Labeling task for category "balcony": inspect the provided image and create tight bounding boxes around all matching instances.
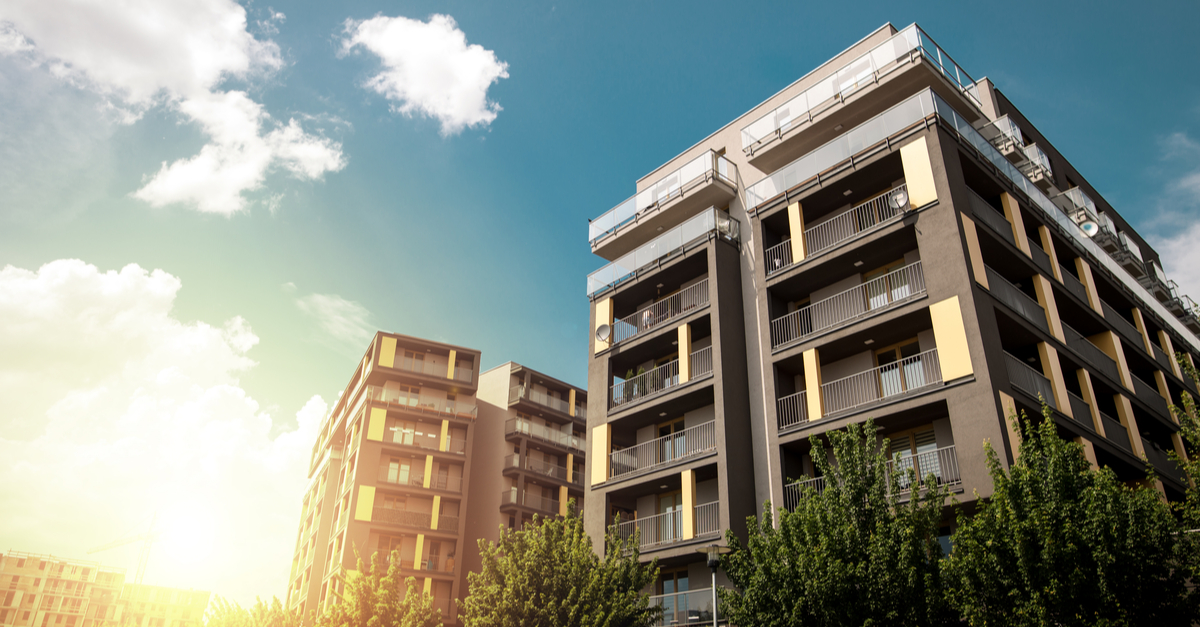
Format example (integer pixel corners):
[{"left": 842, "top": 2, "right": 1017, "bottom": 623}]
[
  {"left": 985, "top": 267, "right": 1048, "bottom": 333},
  {"left": 782, "top": 444, "right": 961, "bottom": 509},
  {"left": 978, "top": 115, "right": 1027, "bottom": 165},
  {"left": 504, "top": 418, "right": 585, "bottom": 452},
  {"left": 1060, "top": 264, "right": 1089, "bottom": 304},
  {"left": 1130, "top": 374, "right": 1169, "bottom": 419},
  {"left": 608, "top": 421, "right": 717, "bottom": 481},
  {"left": 1004, "top": 352, "right": 1057, "bottom": 410},
  {"left": 588, "top": 150, "right": 738, "bottom": 257},
  {"left": 777, "top": 390, "right": 808, "bottom": 431},
  {"left": 508, "top": 385, "right": 584, "bottom": 417},
  {"left": 365, "top": 385, "right": 477, "bottom": 421},
  {"left": 505, "top": 454, "right": 579, "bottom": 485},
  {"left": 1101, "top": 411, "right": 1131, "bottom": 452},
  {"left": 371, "top": 507, "right": 433, "bottom": 531},
  {"left": 523, "top": 492, "right": 562, "bottom": 514},
  {"left": 1067, "top": 390, "right": 1092, "bottom": 425},
  {"left": 1020, "top": 144, "right": 1054, "bottom": 190},
  {"left": 1099, "top": 300, "right": 1144, "bottom": 349},
  {"left": 770, "top": 260, "right": 926, "bottom": 349},
  {"left": 588, "top": 208, "right": 740, "bottom": 298},
  {"left": 764, "top": 184, "right": 910, "bottom": 276},
  {"left": 1140, "top": 260, "right": 1172, "bottom": 303},
  {"left": 609, "top": 346, "right": 714, "bottom": 411},
  {"left": 615, "top": 501, "right": 720, "bottom": 551},
  {"left": 1142, "top": 439, "right": 1187, "bottom": 485},
  {"left": 387, "top": 352, "right": 473, "bottom": 383},
  {"left": 740, "top": 24, "right": 981, "bottom": 168},
  {"left": 1062, "top": 323, "right": 1120, "bottom": 384},
  {"left": 820, "top": 347, "right": 943, "bottom": 418},
  {"left": 649, "top": 588, "right": 725, "bottom": 627},
  {"left": 384, "top": 424, "right": 467, "bottom": 456},
  {"left": 613, "top": 279, "right": 710, "bottom": 345}
]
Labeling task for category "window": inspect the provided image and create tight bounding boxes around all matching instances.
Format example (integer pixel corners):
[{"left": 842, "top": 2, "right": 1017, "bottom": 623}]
[
  {"left": 382, "top": 457, "right": 415, "bottom": 486},
  {"left": 657, "top": 568, "right": 690, "bottom": 623},
  {"left": 657, "top": 418, "right": 686, "bottom": 463},
  {"left": 379, "top": 494, "right": 406, "bottom": 510},
  {"left": 862, "top": 259, "right": 912, "bottom": 310},
  {"left": 875, "top": 339, "right": 925, "bottom": 397},
  {"left": 888, "top": 427, "right": 941, "bottom": 488},
  {"left": 15, "top": 560, "right": 24, "bottom": 569},
  {"left": 401, "top": 351, "right": 425, "bottom": 373},
  {"left": 656, "top": 491, "right": 683, "bottom": 543},
  {"left": 378, "top": 535, "right": 404, "bottom": 553},
  {"left": 381, "top": 383, "right": 419, "bottom": 407}
]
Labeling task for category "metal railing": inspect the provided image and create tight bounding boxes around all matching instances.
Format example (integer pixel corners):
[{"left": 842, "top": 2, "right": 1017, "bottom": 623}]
[
  {"left": 589, "top": 150, "right": 738, "bottom": 245},
  {"left": 1028, "top": 238, "right": 1054, "bottom": 276},
  {"left": 649, "top": 588, "right": 723, "bottom": 627},
  {"left": 366, "top": 385, "right": 478, "bottom": 419},
  {"left": 969, "top": 191, "right": 1014, "bottom": 241},
  {"left": 1060, "top": 265, "right": 1089, "bottom": 303},
  {"left": 784, "top": 445, "right": 960, "bottom": 508},
  {"left": 821, "top": 348, "right": 942, "bottom": 416},
  {"left": 588, "top": 208, "right": 740, "bottom": 297},
  {"left": 985, "top": 267, "right": 1048, "bottom": 332},
  {"left": 1067, "top": 391, "right": 1091, "bottom": 424},
  {"left": 615, "top": 502, "right": 720, "bottom": 550},
  {"left": 609, "top": 421, "right": 717, "bottom": 481},
  {"left": 523, "top": 492, "right": 561, "bottom": 514},
  {"left": 613, "top": 279, "right": 710, "bottom": 344},
  {"left": 777, "top": 390, "right": 809, "bottom": 431},
  {"left": 609, "top": 346, "right": 713, "bottom": 410},
  {"left": 695, "top": 501, "right": 720, "bottom": 537},
  {"left": 1004, "top": 353, "right": 1056, "bottom": 409},
  {"left": 1142, "top": 439, "right": 1187, "bottom": 484},
  {"left": 1151, "top": 344, "right": 1172, "bottom": 371},
  {"left": 1131, "top": 374, "right": 1169, "bottom": 418},
  {"left": 1100, "top": 412, "right": 1131, "bottom": 452},
  {"left": 771, "top": 261, "right": 926, "bottom": 348},
  {"left": 509, "top": 385, "right": 578, "bottom": 416},
  {"left": 764, "top": 239, "right": 793, "bottom": 276},
  {"left": 741, "top": 24, "right": 981, "bottom": 153},
  {"left": 504, "top": 418, "right": 585, "bottom": 451},
  {"left": 1062, "top": 323, "right": 1121, "bottom": 384},
  {"left": 372, "top": 507, "right": 432, "bottom": 531},
  {"left": 1100, "top": 301, "right": 1143, "bottom": 348},
  {"left": 804, "top": 185, "right": 909, "bottom": 257}
]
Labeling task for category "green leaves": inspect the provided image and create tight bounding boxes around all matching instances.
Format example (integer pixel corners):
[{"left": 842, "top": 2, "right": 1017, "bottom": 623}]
[
  {"left": 719, "top": 419, "right": 954, "bottom": 627},
  {"left": 315, "top": 550, "right": 440, "bottom": 627},
  {"left": 460, "top": 503, "right": 660, "bottom": 627}
]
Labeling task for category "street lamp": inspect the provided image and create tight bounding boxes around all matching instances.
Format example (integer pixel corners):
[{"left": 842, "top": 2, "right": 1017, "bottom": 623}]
[{"left": 695, "top": 543, "right": 730, "bottom": 627}]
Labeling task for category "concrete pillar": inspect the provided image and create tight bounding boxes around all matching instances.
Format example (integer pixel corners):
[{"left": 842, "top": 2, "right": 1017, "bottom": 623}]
[
  {"left": 1001, "top": 192, "right": 1030, "bottom": 256},
  {"left": 960, "top": 215, "right": 989, "bottom": 289}
]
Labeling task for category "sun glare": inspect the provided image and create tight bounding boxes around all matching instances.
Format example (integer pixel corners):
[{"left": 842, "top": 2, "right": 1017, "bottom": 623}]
[{"left": 157, "top": 507, "right": 220, "bottom": 566}]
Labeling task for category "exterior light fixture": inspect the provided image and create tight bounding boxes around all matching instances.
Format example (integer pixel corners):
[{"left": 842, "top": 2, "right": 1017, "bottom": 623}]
[{"left": 694, "top": 544, "right": 732, "bottom": 627}]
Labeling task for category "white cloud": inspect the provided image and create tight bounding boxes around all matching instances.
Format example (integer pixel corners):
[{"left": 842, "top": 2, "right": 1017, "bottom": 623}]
[
  {"left": 0, "top": 259, "right": 323, "bottom": 605},
  {"left": 0, "top": 0, "right": 344, "bottom": 214},
  {"left": 296, "top": 292, "right": 375, "bottom": 352},
  {"left": 1147, "top": 133, "right": 1200, "bottom": 307},
  {"left": 342, "top": 14, "right": 509, "bottom": 136}
]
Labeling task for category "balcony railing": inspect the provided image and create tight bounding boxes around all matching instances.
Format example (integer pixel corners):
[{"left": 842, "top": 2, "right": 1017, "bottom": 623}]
[
  {"left": 609, "top": 421, "right": 717, "bottom": 481},
  {"left": 777, "top": 390, "right": 808, "bottom": 431},
  {"left": 1005, "top": 353, "right": 1057, "bottom": 409},
  {"left": 985, "top": 267, "right": 1048, "bottom": 333},
  {"left": 615, "top": 502, "right": 720, "bottom": 550},
  {"left": 770, "top": 261, "right": 926, "bottom": 348},
  {"left": 372, "top": 507, "right": 433, "bottom": 531},
  {"left": 588, "top": 208, "right": 740, "bottom": 297},
  {"left": 588, "top": 150, "right": 738, "bottom": 246},
  {"left": 1027, "top": 238, "right": 1054, "bottom": 276},
  {"left": 821, "top": 348, "right": 942, "bottom": 416},
  {"left": 1060, "top": 265, "right": 1089, "bottom": 303},
  {"left": 504, "top": 418, "right": 584, "bottom": 451},
  {"left": 613, "top": 279, "right": 709, "bottom": 345},
  {"left": 1062, "top": 323, "right": 1121, "bottom": 384},
  {"left": 1100, "top": 412, "right": 1131, "bottom": 452},
  {"left": 384, "top": 427, "right": 465, "bottom": 455},
  {"left": 379, "top": 469, "right": 463, "bottom": 493},
  {"left": 509, "top": 385, "right": 582, "bottom": 416},
  {"left": 1100, "top": 301, "right": 1143, "bottom": 349},
  {"left": 1142, "top": 439, "right": 1187, "bottom": 485},
  {"left": 763, "top": 185, "right": 909, "bottom": 276},
  {"left": 1151, "top": 344, "right": 1172, "bottom": 371},
  {"left": 366, "top": 385, "right": 477, "bottom": 420},
  {"left": 523, "top": 492, "right": 561, "bottom": 514},
  {"left": 969, "top": 190, "right": 1014, "bottom": 241},
  {"left": 609, "top": 346, "right": 714, "bottom": 410},
  {"left": 1067, "top": 391, "right": 1091, "bottom": 424},
  {"left": 741, "top": 24, "right": 981, "bottom": 154},
  {"left": 784, "top": 445, "right": 961, "bottom": 508},
  {"left": 1131, "top": 374, "right": 1169, "bottom": 418},
  {"left": 518, "top": 455, "right": 570, "bottom": 483},
  {"left": 649, "top": 588, "right": 723, "bottom": 627}
]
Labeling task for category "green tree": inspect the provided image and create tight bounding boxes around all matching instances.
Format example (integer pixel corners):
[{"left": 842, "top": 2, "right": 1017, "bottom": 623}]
[
  {"left": 719, "top": 419, "right": 954, "bottom": 627},
  {"left": 942, "top": 403, "right": 1189, "bottom": 626},
  {"left": 460, "top": 504, "right": 660, "bottom": 627},
  {"left": 316, "top": 550, "right": 441, "bottom": 627},
  {"left": 204, "top": 597, "right": 301, "bottom": 627},
  {"left": 1169, "top": 356, "right": 1200, "bottom": 618}
]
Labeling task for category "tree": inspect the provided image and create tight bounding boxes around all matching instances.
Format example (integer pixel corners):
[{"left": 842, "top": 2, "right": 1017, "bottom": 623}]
[
  {"left": 205, "top": 597, "right": 302, "bottom": 627},
  {"left": 316, "top": 550, "right": 441, "bottom": 627},
  {"left": 719, "top": 419, "right": 954, "bottom": 627},
  {"left": 460, "top": 504, "right": 660, "bottom": 627},
  {"left": 1169, "top": 356, "right": 1200, "bottom": 618},
  {"left": 942, "top": 403, "right": 1190, "bottom": 626}
]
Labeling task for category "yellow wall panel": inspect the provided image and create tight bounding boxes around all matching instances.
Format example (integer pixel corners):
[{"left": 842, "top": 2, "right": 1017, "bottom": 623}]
[
  {"left": 1075, "top": 258, "right": 1104, "bottom": 314},
  {"left": 960, "top": 215, "right": 989, "bottom": 289},
  {"left": 568, "top": 389, "right": 577, "bottom": 417},
  {"left": 1037, "top": 343, "right": 1070, "bottom": 418},
  {"left": 566, "top": 453, "right": 574, "bottom": 484},
  {"left": 354, "top": 486, "right": 375, "bottom": 521},
  {"left": 422, "top": 578, "right": 432, "bottom": 595},
  {"left": 1159, "top": 330, "right": 1182, "bottom": 378},
  {"left": 367, "top": 407, "right": 387, "bottom": 442},
  {"left": 999, "top": 391, "right": 1021, "bottom": 461},
  {"left": 1032, "top": 275, "right": 1064, "bottom": 342},
  {"left": 378, "top": 337, "right": 396, "bottom": 369},
  {"left": 594, "top": 298, "right": 614, "bottom": 354},
  {"left": 1132, "top": 309, "right": 1155, "bottom": 354},
  {"left": 930, "top": 296, "right": 974, "bottom": 382},
  {"left": 439, "top": 420, "right": 450, "bottom": 452},
  {"left": 1001, "top": 193, "right": 1030, "bottom": 257},
  {"left": 1038, "top": 225, "right": 1062, "bottom": 282},
  {"left": 559, "top": 486, "right": 569, "bottom": 517},
  {"left": 591, "top": 424, "right": 611, "bottom": 485},
  {"left": 677, "top": 324, "right": 692, "bottom": 383},
  {"left": 787, "top": 201, "right": 807, "bottom": 263},
  {"left": 803, "top": 348, "right": 823, "bottom": 421},
  {"left": 413, "top": 534, "right": 425, "bottom": 569},
  {"left": 900, "top": 136, "right": 938, "bottom": 208},
  {"left": 1114, "top": 395, "right": 1145, "bottom": 457},
  {"left": 423, "top": 456, "right": 434, "bottom": 489},
  {"left": 431, "top": 496, "right": 441, "bottom": 530},
  {"left": 1089, "top": 331, "right": 1133, "bottom": 390},
  {"left": 680, "top": 469, "right": 696, "bottom": 540},
  {"left": 446, "top": 349, "right": 456, "bottom": 379},
  {"left": 1076, "top": 369, "right": 1106, "bottom": 437}
]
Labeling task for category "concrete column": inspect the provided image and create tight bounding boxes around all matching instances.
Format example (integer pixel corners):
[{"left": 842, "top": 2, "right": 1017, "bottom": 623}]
[{"left": 998, "top": 391, "right": 1022, "bottom": 462}]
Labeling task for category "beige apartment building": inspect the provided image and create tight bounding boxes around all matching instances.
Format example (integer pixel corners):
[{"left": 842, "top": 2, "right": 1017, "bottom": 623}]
[
  {"left": 0, "top": 552, "right": 209, "bottom": 627},
  {"left": 583, "top": 22, "right": 1198, "bottom": 625}
]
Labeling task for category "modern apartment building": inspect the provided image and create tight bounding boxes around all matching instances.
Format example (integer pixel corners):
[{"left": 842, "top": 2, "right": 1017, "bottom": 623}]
[
  {"left": 285, "top": 333, "right": 480, "bottom": 622},
  {"left": 0, "top": 552, "right": 209, "bottom": 627},
  {"left": 584, "top": 22, "right": 1198, "bottom": 624}
]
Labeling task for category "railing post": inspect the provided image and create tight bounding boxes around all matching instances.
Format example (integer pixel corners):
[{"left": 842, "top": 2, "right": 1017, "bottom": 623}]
[{"left": 678, "top": 324, "right": 692, "bottom": 384}]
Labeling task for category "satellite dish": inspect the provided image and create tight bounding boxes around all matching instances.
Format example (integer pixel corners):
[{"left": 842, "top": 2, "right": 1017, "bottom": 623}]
[
  {"left": 1078, "top": 220, "right": 1099, "bottom": 238},
  {"left": 596, "top": 324, "right": 612, "bottom": 342},
  {"left": 889, "top": 189, "right": 910, "bottom": 210}
]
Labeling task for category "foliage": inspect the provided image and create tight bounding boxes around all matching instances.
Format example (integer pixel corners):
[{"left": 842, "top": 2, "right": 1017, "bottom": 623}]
[
  {"left": 942, "top": 403, "right": 1189, "bottom": 626},
  {"left": 1169, "top": 355, "right": 1200, "bottom": 618},
  {"left": 315, "top": 550, "right": 441, "bottom": 627},
  {"left": 204, "top": 597, "right": 301, "bottom": 627},
  {"left": 719, "top": 419, "right": 954, "bottom": 627},
  {"left": 460, "top": 503, "right": 660, "bottom": 627}
]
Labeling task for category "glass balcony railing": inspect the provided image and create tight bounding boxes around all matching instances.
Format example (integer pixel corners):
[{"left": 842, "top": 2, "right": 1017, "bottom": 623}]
[
  {"left": 649, "top": 588, "right": 725, "bottom": 627},
  {"left": 508, "top": 385, "right": 582, "bottom": 416},
  {"left": 1021, "top": 143, "right": 1053, "bottom": 181},
  {"left": 588, "top": 150, "right": 737, "bottom": 245},
  {"left": 741, "top": 24, "right": 981, "bottom": 154},
  {"left": 587, "top": 208, "right": 740, "bottom": 297},
  {"left": 504, "top": 418, "right": 585, "bottom": 451}
]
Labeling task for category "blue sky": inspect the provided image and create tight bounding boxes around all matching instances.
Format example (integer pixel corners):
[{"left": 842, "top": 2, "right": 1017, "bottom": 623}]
[{"left": 2, "top": 0, "right": 1199, "bottom": 605}]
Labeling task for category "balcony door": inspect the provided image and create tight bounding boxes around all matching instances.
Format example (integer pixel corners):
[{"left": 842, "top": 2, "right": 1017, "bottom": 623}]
[
  {"left": 383, "top": 458, "right": 414, "bottom": 486},
  {"left": 657, "top": 417, "right": 686, "bottom": 464},
  {"left": 888, "top": 427, "right": 940, "bottom": 489},
  {"left": 863, "top": 260, "right": 910, "bottom": 311},
  {"left": 658, "top": 569, "right": 689, "bottom": 625},
  {"left": 657, "top": 492, "right": 683, "bottom": 545},
  {"left": 876, "top": 339, "right": 924, "bottom": 398}
]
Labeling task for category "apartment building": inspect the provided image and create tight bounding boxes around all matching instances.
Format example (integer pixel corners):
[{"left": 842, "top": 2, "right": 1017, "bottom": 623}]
[
  {"left": 584, "top": 23, "right": 1198, "bottom": 624},
  {"left": 0, "top": 552, "right": 208, "bottom": 627},
  {"left": 285, "top": 333, "right": 480, "bottom": 622}
]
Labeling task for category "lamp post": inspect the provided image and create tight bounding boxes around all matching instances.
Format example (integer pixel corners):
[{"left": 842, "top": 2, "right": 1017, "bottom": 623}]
[{"left": 695, "top": 543, "right": 730, "bottom": 627}]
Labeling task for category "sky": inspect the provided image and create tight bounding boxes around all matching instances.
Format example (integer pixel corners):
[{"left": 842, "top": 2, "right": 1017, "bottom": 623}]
[{"left": 2, "top": 0, "right": 1200, "bottom": 609}]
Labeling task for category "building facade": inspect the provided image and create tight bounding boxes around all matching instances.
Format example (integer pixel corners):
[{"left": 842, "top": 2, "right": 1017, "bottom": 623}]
[
  {"left": 584, "top": 22, "right": 1198, "bottom": 624},
  {"left": 0, "top": 552, "right": 208, "bottom": 627},
  {"left": 285, "top": 333, "right": 481, "bottom": 622}
]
